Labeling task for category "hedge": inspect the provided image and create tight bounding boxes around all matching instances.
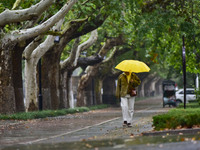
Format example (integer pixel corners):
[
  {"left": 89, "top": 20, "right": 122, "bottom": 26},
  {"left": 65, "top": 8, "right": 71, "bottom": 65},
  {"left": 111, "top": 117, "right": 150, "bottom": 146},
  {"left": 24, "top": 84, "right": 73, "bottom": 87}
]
[{"left": 153, "top": 108, "right": 200, "bottom": 130}]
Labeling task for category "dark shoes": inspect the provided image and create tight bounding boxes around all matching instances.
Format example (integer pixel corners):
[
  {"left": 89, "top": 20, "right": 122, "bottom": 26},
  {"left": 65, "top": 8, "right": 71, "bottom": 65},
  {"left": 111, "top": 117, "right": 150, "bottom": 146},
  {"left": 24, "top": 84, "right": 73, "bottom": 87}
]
[
  {"left": 127, "top": 123, "right": 132, "bottom": 127},
  {"left": 123, "top": 121, "right": 127, "bottom": 127},
  {"left": 123, "top": 121, "right": 132, "bottom": 127}
]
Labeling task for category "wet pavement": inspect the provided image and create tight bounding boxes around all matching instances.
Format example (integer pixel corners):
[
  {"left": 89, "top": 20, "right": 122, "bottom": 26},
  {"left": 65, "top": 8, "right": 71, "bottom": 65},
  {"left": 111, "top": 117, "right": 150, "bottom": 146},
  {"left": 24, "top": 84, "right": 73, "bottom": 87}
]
[{"left": 1, "top": 96, "right": 200, "bottom": 150}]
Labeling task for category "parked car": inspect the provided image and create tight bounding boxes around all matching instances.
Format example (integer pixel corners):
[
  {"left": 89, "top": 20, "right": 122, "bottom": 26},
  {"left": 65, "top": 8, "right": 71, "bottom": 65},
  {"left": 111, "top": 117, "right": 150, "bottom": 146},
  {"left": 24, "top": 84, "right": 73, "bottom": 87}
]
[{"left": 176, "top": 88, "right": 196, "bottom": 105}]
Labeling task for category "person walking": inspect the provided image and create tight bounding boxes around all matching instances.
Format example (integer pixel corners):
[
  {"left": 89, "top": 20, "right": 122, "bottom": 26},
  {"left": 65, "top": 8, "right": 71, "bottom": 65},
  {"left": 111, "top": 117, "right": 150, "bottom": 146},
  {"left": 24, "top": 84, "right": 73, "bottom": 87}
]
[{"left": 116, "top": 71, "right": 141, "bottom": 127}]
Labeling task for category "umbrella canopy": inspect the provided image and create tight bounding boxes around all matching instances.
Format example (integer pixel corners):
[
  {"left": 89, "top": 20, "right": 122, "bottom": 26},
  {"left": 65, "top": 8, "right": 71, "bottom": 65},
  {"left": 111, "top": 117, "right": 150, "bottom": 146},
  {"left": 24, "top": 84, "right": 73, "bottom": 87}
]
[{"left": 115, "top": 60, "right": 150, "bottom": 73}]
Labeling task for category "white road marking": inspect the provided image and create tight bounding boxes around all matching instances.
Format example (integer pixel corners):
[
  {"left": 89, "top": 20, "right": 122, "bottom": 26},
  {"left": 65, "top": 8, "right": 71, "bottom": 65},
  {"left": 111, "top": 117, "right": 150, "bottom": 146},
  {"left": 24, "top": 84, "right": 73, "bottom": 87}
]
[
  {"left": 19, "top": 106, "right": 167, "bottom": 145},
  {"left": 19, "top": 117, "right": 120, "bottom": 144}
]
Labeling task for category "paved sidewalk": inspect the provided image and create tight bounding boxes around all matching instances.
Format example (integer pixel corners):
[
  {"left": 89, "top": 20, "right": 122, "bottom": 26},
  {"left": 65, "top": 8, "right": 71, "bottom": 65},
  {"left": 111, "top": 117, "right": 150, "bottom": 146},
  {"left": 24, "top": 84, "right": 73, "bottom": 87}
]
[
  {"left": 25, "top": 106, "right": 168, "bottom": 145},
  {"left": 0, "top": 96, "right": 170, "bottom": 149}
]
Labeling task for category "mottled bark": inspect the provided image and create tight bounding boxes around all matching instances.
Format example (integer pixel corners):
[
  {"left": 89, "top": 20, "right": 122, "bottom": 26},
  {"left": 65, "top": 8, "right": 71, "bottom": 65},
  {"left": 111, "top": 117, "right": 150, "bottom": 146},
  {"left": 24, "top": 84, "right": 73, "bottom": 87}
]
[
  {"left": 77, "top": 36, "right": 124, "bottom": 106},
  {"left": 144, "top": 73, "right": 157, "bottom": 97},
  {"left": 25, "top": 58, "right": 38, "bottom": 111},
  {"left": 102, "top": 77, "right": 117, "bottom": 104},
  {"left": 44, "top": 17, "right": 105, "bottom": 109},
  {"left": 42, "top": 49, "right": 61, "bottom": 110},
  {"left": 0, "top": 0, "right": 55, "bottom": 27},
  {"left": 94, "top": 78, "right": 102, "bottom": 105},
  {"left": 155, "top": 78, "right": 163, "bottom": 95},
  {"left": 59, "top": 71, "right": 73, "bottom": 109},
  {"left": 0, "top": 0, "right": 76, "bottom": 113},
  {"left": 0, "top": 47, "right": 16, "bottom": 114},
  {"left": 12, "top": 45, "right": 25, "bottom": 112},
  {"left": 137, "top": 73, "right": 149, "bottom": 97}
]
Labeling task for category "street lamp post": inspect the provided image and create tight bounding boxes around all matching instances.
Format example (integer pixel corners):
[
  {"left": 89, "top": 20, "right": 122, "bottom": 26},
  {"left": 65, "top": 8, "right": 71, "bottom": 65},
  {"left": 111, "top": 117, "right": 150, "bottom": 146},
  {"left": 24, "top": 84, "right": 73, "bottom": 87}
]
[{"left": 182, "top": 36, "right": 186, "bottom": 109}]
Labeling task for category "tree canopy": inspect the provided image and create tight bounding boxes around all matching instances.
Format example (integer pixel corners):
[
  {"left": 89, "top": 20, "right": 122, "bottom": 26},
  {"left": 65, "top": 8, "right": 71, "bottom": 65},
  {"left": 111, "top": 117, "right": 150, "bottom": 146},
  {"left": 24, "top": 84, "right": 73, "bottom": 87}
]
[{"left": 1, "top": 0, "right": 200, "bottom": 113}]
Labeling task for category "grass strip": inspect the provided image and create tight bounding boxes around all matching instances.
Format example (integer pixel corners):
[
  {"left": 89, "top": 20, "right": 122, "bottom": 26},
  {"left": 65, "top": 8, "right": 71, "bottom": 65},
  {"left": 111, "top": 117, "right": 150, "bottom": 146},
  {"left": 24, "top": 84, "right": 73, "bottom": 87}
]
[
  {"left": 177, "top": 102, "right": 200, "bottom": 108},
  {"left": 0, "top": 104, "right": 109, "bottom": 120}
]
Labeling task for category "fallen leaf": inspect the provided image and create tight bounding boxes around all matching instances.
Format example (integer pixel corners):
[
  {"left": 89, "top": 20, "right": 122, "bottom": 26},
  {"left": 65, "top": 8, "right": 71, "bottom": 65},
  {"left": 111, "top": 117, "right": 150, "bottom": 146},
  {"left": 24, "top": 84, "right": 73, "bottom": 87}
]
[
  {"left": 130, "top": 133, "right": 134, "bottom": 138},
  {"left": 180, "top": 138, "right": 185, "bottom": 141},
  {"left": 185, "top": 138, "right": 189, "bottom": 141},
  {"left": 85, "top": 143, "right": 92, "bottom": 148},
  {"left": 146, "top": 143, "right": 150, "bottom": 146},
  {"left": 169, "top": 139, "right": 172, "bottom": 142},
  {"left": 192, "top": 137, "right": 196, "bottom": 141}
]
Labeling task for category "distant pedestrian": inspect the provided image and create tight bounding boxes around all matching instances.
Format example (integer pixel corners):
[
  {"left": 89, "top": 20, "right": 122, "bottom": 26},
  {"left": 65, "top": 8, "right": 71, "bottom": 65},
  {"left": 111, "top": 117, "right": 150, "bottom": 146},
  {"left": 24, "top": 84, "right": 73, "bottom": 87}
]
[{"left": 116, "top": 72, "right": 141, "bottom": 127}]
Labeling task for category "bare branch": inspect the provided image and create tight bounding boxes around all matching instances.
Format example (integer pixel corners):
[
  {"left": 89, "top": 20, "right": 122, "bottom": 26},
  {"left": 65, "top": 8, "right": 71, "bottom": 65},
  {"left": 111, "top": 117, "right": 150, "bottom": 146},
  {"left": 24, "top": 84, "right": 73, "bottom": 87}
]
[
  {"left": 73, "top": 29, "right": 98, "bottom": 66},
  {"left": 22, "top": 36, "right": 43, "bottom": 60},
  {"left": 12, "top": 0, "right": 22, "bottom": 10},
  {"left": 0, "top": 0, "right": 55, "bottom": 27},
  {"left": 23, "top": 18, "right": 64, "bottom": 67},
  {"left": 98, "top": 35, "right": 124, "bottom": 57},
  {"left": 77, "top": 55, "right": 103, "bottom": 68},
  {"left": 60, "top": 29, "right": 98, "bottom": 72},
  {"left": 102, "top": 47, "right": 117, "bottom": 63},
  {"left": 31, "top": 19, "right": 65, "bottom": 61},
  {"left": 2, "top": 0, "right": 77, "bottom": 45},
  {"left": 60, "top": 38, "right": 80, "bottom": 70}
]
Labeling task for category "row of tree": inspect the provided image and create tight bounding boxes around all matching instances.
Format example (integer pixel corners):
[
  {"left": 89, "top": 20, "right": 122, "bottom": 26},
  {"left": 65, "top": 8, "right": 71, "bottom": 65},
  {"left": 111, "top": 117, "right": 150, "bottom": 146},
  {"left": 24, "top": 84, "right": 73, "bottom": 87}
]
[
  {"left": 0, "top": 0, "right": 200, "bottom": 114},
  {"left": 0, "top": 0, "right": 134, "bottom": 114}
]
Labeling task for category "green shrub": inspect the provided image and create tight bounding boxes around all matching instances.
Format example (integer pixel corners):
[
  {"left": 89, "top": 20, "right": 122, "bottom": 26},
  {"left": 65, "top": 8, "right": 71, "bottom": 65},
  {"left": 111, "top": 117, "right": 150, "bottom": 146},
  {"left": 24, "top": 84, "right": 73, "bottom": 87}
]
[{"left": 153, "top": 108, "right": 200, "bottom": 130}]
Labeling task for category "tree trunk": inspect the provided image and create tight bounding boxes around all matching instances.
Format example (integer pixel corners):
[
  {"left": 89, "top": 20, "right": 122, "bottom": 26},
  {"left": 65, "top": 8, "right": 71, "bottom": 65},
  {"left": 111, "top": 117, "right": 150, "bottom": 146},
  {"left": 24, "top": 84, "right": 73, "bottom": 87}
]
[
  {"left": 137, "top": 73, "right": 149, "bottom": 97},
  {"left": 12, "top": 45, "right": 25, "bottom": 112},
  {"left": 66, "top": 72, "right": 75, "bottom": 108},
  {"left": 155, "top": 78, "right": 163, "bottom": 95},
  {"left": 42, "top": 49, "right": 60, "bottom": 110},
  {"left": 60, "top": 71, "right": 75, "bottom": 108},
  {"left": 25, "top": 59, "right": 38, "bottom": 111},
  {"left": 149, "top": 77, "right": 160, "bottom": 96},
  {"left": 102, "top": 77, "right": 117, "bottom": 104},
  {"left": 0, "top": 48, "right": 16, "bottom": 114},
  {"left": 40, "top": 15, "right": 106, "bottom": 109},
  {"left": 94, "top": 77, "right": 102, "bottom": 105},
  {"left": 144, "top": 74, "right": 157, "bottom": 97},
  {"left": 76, "top": 65, "right": 98, "bottom": 107},
  {"left": 59, "top": 71, "right": 68, "bottom": 109},
  {"left": 76, "top": 75, "right": 91, "bottom": 107}
]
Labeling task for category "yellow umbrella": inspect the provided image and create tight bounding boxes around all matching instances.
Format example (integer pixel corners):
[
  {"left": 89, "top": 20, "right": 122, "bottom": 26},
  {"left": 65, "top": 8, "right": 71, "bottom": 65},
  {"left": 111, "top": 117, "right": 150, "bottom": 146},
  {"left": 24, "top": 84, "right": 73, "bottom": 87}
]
[{"left": 115, "top": 60, "right": 150, "bottom": 73}]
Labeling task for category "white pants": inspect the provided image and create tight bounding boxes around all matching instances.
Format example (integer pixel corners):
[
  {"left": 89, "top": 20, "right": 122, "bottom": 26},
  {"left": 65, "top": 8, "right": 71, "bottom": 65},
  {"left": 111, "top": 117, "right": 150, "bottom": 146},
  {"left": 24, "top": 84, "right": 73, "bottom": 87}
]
[{"left": 121, "top": 95, "right": 135, "bottom": 123}]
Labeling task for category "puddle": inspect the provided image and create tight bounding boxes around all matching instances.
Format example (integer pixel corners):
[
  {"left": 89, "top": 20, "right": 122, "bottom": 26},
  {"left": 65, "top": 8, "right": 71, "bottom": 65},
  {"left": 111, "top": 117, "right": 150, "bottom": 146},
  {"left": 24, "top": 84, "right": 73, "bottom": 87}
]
[
  {"left": 125, "top": 134, "right": 200, "bottom": 145},
  {"left": 2, "top": 134, "right": 200, "bottom": 150},
  {"left": 1, "top": 139, "right": 123, "bottom": 150}
]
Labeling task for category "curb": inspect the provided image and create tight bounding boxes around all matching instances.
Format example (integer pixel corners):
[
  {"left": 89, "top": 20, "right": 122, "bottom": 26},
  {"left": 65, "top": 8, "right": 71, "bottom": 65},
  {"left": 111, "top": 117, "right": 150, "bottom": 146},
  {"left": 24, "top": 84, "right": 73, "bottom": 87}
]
[{"left": 142, "top": 128, "right": 200, "bottom": 136}]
